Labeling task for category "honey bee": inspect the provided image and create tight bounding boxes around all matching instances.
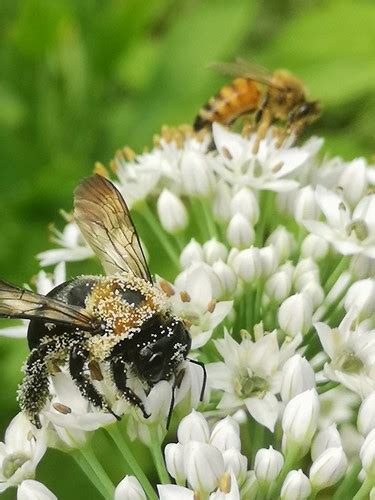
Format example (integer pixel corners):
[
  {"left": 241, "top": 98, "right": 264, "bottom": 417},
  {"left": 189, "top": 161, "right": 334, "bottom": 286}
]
[
  {"left": 194, "top": 59, "right": 321, "bottom": 139},
  {"left": 0, "top": 175, "right": 205, "bottom": 428}
]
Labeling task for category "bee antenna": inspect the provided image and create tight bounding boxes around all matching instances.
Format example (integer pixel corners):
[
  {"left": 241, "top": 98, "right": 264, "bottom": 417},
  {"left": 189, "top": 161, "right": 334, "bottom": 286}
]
[
  {"left": 166, "top": 379, "right": 176, "bottom": 430},
  {"left": 187, "top": 358, "right": 207, "bottom": 402}
]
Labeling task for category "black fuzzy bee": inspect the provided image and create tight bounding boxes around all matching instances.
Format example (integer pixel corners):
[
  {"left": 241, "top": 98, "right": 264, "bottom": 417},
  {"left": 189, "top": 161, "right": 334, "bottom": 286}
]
[{"left": 0, "top": 175, "right": 205, "bottom": 428}]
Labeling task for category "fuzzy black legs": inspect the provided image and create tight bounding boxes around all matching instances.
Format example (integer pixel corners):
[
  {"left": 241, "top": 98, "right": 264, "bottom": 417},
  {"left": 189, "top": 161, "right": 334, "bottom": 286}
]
[
  {"left": 111, "top": 357, "right": 149, "bottom": 419},
  {"left": 69, "top": 344, "right": 120, "bottom": 420}
]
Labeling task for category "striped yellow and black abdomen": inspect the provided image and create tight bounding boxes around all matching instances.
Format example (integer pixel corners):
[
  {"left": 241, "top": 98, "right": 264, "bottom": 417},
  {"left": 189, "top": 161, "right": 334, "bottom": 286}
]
[{"left": 194, "top": 78, "right": 261, "bottom": 130}]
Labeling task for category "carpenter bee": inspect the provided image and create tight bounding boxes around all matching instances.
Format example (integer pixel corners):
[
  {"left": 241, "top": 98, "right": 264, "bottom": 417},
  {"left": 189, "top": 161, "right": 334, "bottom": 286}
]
[
  {"left": 194, "top": 59, "right": 320, "bottom": 139},
  {"left": 0, "top": 175, "right": 205, "bottom": 428}
]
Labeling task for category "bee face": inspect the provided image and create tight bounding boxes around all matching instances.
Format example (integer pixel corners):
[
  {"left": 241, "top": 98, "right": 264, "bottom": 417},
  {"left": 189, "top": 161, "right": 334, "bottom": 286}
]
[{"left": 0, "top": 175, "right": 202, "bottom": 428}]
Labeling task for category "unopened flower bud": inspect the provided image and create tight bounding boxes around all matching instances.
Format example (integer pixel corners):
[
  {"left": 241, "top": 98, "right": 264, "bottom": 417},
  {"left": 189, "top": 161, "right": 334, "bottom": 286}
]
[
  {"left": 230, "top": 187, "right": 259, "bottom": 224},
  {"left": 226, "top": 214, "right": 255, "bottom": 248},
  {"left": 18, "top": 480, "right": 57, "bottom": 500},
  {"left": 344, "top": 279, "right": 375, "bottom": 319},
  {"left": 311, "top": 425, "right": 342, "bottom": 461},
  {"left": 210, "top": 416, "right": 241, "bottom": 452},
  {"left": 180, "top": 151, "right": 214, "bottom": 196},
  {"left": 114, "top": 475, "right": 146, "bottom": 500},
  {"left": 301, "top": 234, "right": 330, "bottom": 261},
  {"left": 293, "top": 258, "right": 320, "bottom": 290},
  {"left": 203, "top": 239, "right": 228, "bottom": 265},
  {"left": 222, "top": 449, "right": 248, "bottom": 483},
  {"left": 300, "top": 282, "right": 324, "bottom": 310},
  {"left": 351, "top": 255, "right": 375, "bottom": 280},
  {"left": 177, "top": 410, "right": 210, "bottom": 444},
  {"left": 180, "top": 239, "right": 203, "bottom": 269},
  {"left": 280, "top": 470, "right": 311, "bottom": 500},
  {"left": 164, "top": 443, "right": 186, "bottom": 484},
  {"left": 212, "top": 260, "right": 238, "bottom": 297},
  {"left": 282, "top": 389, "right": 320, "bottom": 454},
  {"left": 267, "top": 226, "right": 296, "bottom": 262},
  {"left": 232, "top": 247, "right": 262, "bottom": 283},
  {"left": 278, "top": 293, "right": 313, "bottom": 337},
  {"left": 157, "top": 189, "right": 188, "bottom": 233},
  {"left": 360, "top": 428, "right": 375, "bottom": 476},
  {"left": 281, "top": 354, "right": 315, "bottom": 402},
  {"left": 358, "top": 392, "right": 375, "bottom": 437},
  {"left": 339, "top": 158, "right": 368, "bottom": 206},
  {"left": 184, "top": 441, "right": 225, "bottom": 493},
  {"left": 259, "top": 245, "right": 279, "bottom": 278},
  {"left": 266, "top": 268, "right": 293, "bottom": 303},
  {"left": 294, "top": 186, "right": 320, "bottom": 222},
  {"left": 213, "top": 180, "right": 232, "bottom": 223},
  {"left": 254, "top": 446, "right": 284, "bottom": 483},
  {"left": 309, "top": 447, "right": 347, "bottom": 491}
]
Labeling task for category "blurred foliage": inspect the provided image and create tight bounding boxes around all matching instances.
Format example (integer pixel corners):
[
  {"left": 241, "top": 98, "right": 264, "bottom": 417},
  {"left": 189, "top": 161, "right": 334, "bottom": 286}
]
[{"left": 1, "top": 0, "right": 375, "bottom": 497}]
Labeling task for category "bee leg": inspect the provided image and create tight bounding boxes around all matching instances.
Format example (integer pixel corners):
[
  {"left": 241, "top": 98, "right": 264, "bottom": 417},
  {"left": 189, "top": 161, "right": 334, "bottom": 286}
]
[
  {"left": 18, "top": 346, "right": 51, "bottom": 429},
  {"left": 111, "top": 357, "right": 150, "bottom": 419},
  {"left": 69, "top": 344, "right": 120, "bottom": 420}
]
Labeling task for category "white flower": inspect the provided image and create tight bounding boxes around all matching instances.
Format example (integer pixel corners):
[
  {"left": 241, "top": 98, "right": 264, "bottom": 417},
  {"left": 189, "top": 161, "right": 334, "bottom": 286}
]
[
  {"left": 294, "top": 186, "right": 320, "bottom": 222},
  {"left": 165, "top": 443, "right": 186, "bottom": 484},
  {"left": 304, "top": 187, "right": 375, "bottom": 258},
  {"left": 301, "top": 234, "right": 330, "bottom": 261},
  {"left": 157, "top": 189, "right": 188, "bottom": 233},
  {"left": 226, "top": 214, "right": 255, "bottom": 248},
  {"left": 17, "top": 480, "right": 57, "bottom": 500},
  {"left": 177, "top": 410, "right": 210, "bottom": 444},
  {"left": 203, "top": 240, "right": 228, "bottom": 265},
  {"left": 232, "top": 247, "right": 262, "bottom": 283},
  {"left": 180, "top": 150, "right": 215, "bottom": 196},
  {"left": 282, "top": 389, "right": 320, "bottom": 455},
  {"left": 212, "top": 260, "right": 238, "bottom": 299},
  {"left": 254, "top": 446, "right": 284, "bottom": 483},
  {"left": 37, "top": 222, "right": 93, "bottom": 267},
  {"left": 278, "top": 292, "right": 313, "bottom": 337},
  {"left": 114, "top": 475, "right": 146, "bottom": 500},
  {"left": 265, "top": 263, "right": 293, "bottom": 303},
  {"left": 315, "top": 308, "right": 375, "bottom": 397},
  {"left": 184, "top": 441, "right": 225, "bottom": 493},
  {"left": 358, "top": 392, "right": 375, "bottom": 436},
  {"left": 360, "top": 428, "right": 375, "bottom": 476},
  {"left": 0, "top": 413, "right": 47, "bottom": 493},
  {"left": 169, "top": 265, "right": 232, "bottom": 349},
  {"left": 309, "top": 447, "right": 347, "bottom": 491},
  {"left": 230, "top": 187, "right": 259, "bottom": 224},
  {"left": 222, "top": 449, "right": 247, "bottom": 484},
  {"left": 210, "top": 417, "right": 241, "bottom": 452},
  {"left": 157, "top": 484, "right": 194, "bottom": 500},
  {"left": 350, "top": 254, "right": 375, "bottom": 280},
  {"left": 180, "top": 239, "right": 204, "bottom": 269},
  {"left": 208, "top": 330, "right": 300, "bottom": 431},
  {"left": 344, "top": 279, "right": 375, "bottom": 319},
  {"left": 280, "top": 469, "right": 311, "bottom": 500},
  {"left": 311, "top": 425, "right": 342, "bottom": 461},
  {"left": 212, "top": 123, "right": 315, "bottom": 192},
  {"left": 338, "top": 158, "right": 369, "bottom": 207},
  {"left": 213, "top": 180, "right": 232, "bottom": 223},
  {"left": 280, "top": 354, "right": 316, "bottom": 402},
  {"left": 259, "top": 245, "right": 279, "bottom": 278},
  {"left": 267, "top": 226, "right": 296, "bottom": 263}
]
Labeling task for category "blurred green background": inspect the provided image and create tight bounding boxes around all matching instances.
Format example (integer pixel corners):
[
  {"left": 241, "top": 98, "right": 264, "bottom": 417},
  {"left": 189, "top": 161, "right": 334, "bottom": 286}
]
[{"left": 1, "top": 0, "right": 375, "bottom": 497}]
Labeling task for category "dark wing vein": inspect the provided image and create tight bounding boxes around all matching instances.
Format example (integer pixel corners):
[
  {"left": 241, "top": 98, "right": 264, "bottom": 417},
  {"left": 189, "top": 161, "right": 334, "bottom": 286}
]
[{"left": 74, "top": 174, "right": 151, "bottom": 281}]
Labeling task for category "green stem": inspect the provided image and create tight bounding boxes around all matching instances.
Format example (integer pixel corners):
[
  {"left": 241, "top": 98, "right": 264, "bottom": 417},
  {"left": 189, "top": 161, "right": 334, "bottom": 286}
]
[
  {"left": 78, "top": 445, "right": 114, "bottom": 498},
  {"left": 105, "top": 425, "right": 158, "bottom": 500},
  {"left": 256, "top": 191, "right": 271, "bottom": 247},
  {"left": 353, "top": 475, "right": 375, "bottom": 500},
  {"left": 253, "top": 280, "right": 265, "bottom": 326},
  {"left": 244, "top": 286, "right": 254, "bottom": 332},
  {"left": 323, "top": 256, "right": 350, "bottom": 293},
  {"left": 72, "top": 451, "right": 110, "bottom": 499},
  {"left": 149, "top": 425, "right": 170, "bottom": 484},
  {"left": 333, "top": 462, "right": 362, "bottom": 500},
  {"left": 198, "top": 197, "right": 218, "bottom": 239},
  {"left": 188, "top": 198, "right": 207, "bottom": 242},
  {"left": 268, "top": 446, "right": 300, "bottom": 499},
  {"left": 141, "top": 203, "right": 180, "bottom": 268},
  {"left": 317, "top": 381, "right": 339, "bottom": 394},
  {"left": 250, "top": 422, "right": 265, "bottom": 468}
]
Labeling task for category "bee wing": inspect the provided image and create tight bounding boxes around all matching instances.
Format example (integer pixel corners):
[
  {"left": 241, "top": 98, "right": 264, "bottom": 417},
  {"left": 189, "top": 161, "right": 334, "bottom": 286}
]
[
  {"left": 0, "top": 280, "right": 97, "bottom": 330},
  {"left": 211, "top": 58, "right": 282, "bottom": 89},
  {"left": 74, "top": 174, "right": 152, "bottom": 281}
]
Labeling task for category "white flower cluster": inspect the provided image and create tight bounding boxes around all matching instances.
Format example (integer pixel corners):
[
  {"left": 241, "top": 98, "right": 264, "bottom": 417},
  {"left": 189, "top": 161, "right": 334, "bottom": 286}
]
[{"left": 1, "top": 123, "right": 375, "bottom": 498}]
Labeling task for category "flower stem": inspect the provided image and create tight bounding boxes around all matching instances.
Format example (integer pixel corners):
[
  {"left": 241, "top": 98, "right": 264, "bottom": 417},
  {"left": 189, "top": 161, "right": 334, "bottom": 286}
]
[
  {"left": 268, "top": 446, "right": 300, "bottom": 498},
  {"left": 323, "top": 256, "right": 350, "bottom": 293},
  {"left": 198, "top": 197, "right": 218, "bottom": 239},
  {"left": 141, "top": 203, "right": 180, "bottom": 269},
  {"left": 77, "top": 445, "right": 115, "bottom": 498},
  {"left": 317, "top": 381, "right": 339, "bottom": 394},
  {"left": 105, "top": 425, "right": 158, "bottom": 500},
  {"left": 333, "top": 462, "right": 362, "bottom": 500},
  {"left": 353, "top": 475, "right": 375, "bottom": 500},
  {"left": 149, "top": 425, "right": 170, "bottom": 484},
  {"left": 72, "top": 451, "right": 111, "bottom": 499}
]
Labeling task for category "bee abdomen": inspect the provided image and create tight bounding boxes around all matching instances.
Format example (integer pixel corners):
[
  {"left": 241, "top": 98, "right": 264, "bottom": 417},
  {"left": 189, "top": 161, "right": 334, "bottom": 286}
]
[{"left": 194, "top": 78, "right": 261, "bottom": 130}]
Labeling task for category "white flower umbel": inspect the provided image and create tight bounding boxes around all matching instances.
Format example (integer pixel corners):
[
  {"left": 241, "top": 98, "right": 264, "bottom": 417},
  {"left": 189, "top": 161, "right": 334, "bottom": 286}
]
[{"left": 5, "top": 122, "right": 375, "bottom": 499}]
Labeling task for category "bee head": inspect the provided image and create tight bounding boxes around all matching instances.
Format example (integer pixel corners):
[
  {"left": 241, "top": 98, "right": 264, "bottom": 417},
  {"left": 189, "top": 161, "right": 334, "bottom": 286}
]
[{"left": 136, "top": 316, "right": 191, "bottom": 385}]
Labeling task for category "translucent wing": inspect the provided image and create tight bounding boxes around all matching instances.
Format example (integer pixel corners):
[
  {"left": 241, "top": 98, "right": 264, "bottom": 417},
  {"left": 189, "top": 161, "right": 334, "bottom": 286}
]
[
  {"left": 74, "top": 174, "right": 151, "bottom": 281},
  {"left": 210, "top": 58, "right": 282, "bottom": 89},
  {"left": 0, "top": 280, "right": 96, "bottom": 330}
]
